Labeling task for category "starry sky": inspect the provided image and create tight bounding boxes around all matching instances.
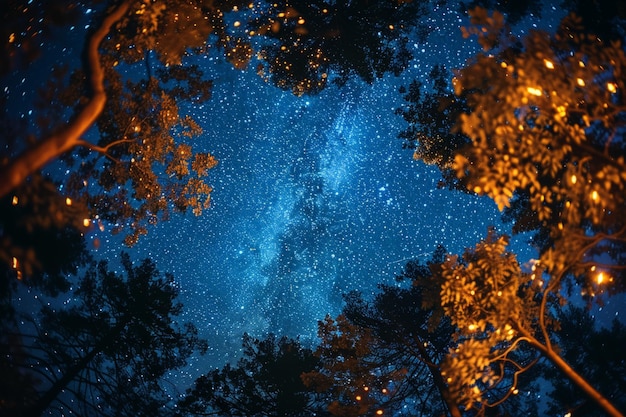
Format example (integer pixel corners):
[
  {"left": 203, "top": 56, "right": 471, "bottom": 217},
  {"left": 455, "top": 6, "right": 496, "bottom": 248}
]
[{"left": 10, "top": 0, "right": 621, "bottom": 393}]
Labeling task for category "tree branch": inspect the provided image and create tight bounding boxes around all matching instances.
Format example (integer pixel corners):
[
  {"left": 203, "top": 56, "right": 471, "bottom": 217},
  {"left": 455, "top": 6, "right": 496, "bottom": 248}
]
[{"left": 0, "top": 1, "right": 131, "bottom": 199}]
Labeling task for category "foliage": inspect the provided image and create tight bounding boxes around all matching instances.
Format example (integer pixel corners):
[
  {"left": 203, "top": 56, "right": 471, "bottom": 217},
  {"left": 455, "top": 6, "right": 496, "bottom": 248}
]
[
  {"left": 0, "top": 253, "right": 207, "bottom": 417},
  {"left": 332, "top": 253, "right": 461, "bottom": 417},
  {"left": 438, "top": 231, "right": 545, "bottom": 413},
  {"left": 248, "top": 0, "right": 427, "bottom": 95},
  {"left": 457, "top": 0, "right": 543, "bottom": 25},
  {"left": 0, "top": 174, "right": 90, "bottom": 295},
  {"left": 301, "top": 252, "right": 461, "bottom": 417},
  {"left": 179, "top": 333, "right": 328, "bottom": 417},
  {"left": 395, "top": 65, "right": 472, "bottom": 191},
  {"left": 452, "top": 9, "right": 626, "bottom": 297}
]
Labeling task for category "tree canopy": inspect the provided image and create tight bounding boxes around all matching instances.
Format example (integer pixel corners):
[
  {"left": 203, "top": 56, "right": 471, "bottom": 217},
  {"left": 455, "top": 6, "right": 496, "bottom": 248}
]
[
  {"left": 178, "top": 333, "right": 328, "bottom": 417},
  {"left": 0, "top": 253, "right": 207, "bottom": 417}
]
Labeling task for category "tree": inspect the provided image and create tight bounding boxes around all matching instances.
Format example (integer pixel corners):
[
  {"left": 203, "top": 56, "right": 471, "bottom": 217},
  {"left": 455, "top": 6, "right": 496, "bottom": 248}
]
[
  {"left": 247, "top": 0, "right": 429, "bottom": 95},
  {"left": 0, "top": 252, "right": 207, "bottom": 417},
  {"left": 451, "top": 9, "right": 626, "bottom": 295},
  {"left": 438, "top": 230, "right": 624, "bottom": 417},
  {"left": 178, "top": 333, "right": 328, "bottom": 417},
  {"left": 302, "top": 250, "right": 467, "bottom": 417},
  {"left": 393, "top": 8, "right": 626, "bottom": 416},
  {"left": 305, "top": 247, "right": 539, "bottom": 417},
  {"left": 562, "top": 0, "right": 626, "bottom": 42}
]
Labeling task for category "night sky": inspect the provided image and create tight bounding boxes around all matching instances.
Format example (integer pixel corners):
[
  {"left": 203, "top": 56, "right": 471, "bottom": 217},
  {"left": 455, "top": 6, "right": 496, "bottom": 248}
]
[{"left": 9, "top": 0, "right": 622, "bottom": 397}]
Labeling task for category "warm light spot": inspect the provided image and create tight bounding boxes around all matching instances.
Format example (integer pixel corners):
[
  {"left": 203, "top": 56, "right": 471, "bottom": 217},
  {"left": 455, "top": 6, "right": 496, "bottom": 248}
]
[
  {"left": 564, "top": 413, "right": 572, "bottom": 417},
  {"left": 591, "top": 265, "right": 597, "bottom": 272},
  {"left": 388, "top": 24, "right": 394, "bottom": 30},
  {"left": 591, "top": 190, "right": 598, "bottom": 201},
  {"left": 376, "top": 410, "right": 383, "bottom": 415},
  {"left": 473, "top": 186, "right": 482, "bottom": 194},
  {"left": 512, "top": 388, "right": 519, "bottom": 395},
  {"left": 579, "top": 60, "right": 585, "bottom": 67},
  {"left": 355, "top": 395, "right": 362, "bottom": 401},
  {"left": 576, "top": 78, "right": 585, "bottom": 87},
  {"left": 363, "top": 386, "right": 369, "bottom": 391},
  {"left": 597, "top": 272, "right": 605, "bottom": 284},
  {"left": 9, "top": 33, "right": 15, "bottom": 43},
  {"left": 382, "top": 388, "right": 388, "bottom": 394},
  {"left": 11, "top": 195, "right": 18, "bottom": 205},
  {"left": 277, "top": 12, "right": 285, "bottom": 17},
  {"left": 134, "top": 125, "right": 141, "bottom": 132},
  {"left": 322, "top": 8, "right": 328, "bottom": 13},
  {"left": 558, "top": 222, "right": 563, "bottom": 230},
  {"left": 500, "top": 61, "right": 507, "bottom": 68},
  {"left": 468, "top": 324, "right": 477, "bottom": 331},
  {"left": 65, "top": 197, "right": 72, "bottom": 206},
  {"left": 570, "top": 174, "right": 577, "bottom": 184},
  {"left": 526, "top": 86, "right": 542, "bottom": 96},
  {"left": 447, "top": 377, "right": 452, "bottom": 383},
  {"left": 556, "top": 105, "right": 566, "bottom": 117},
  {"left": 83, "top": 218, "right": 91, "bottom": 227},
  {"left": 233, "top": 20, "right": 241, "bottom": 27},
  {"left": 12, "top": 257, "right": 18, "bottom": 269},
  {"left": 298, "top": 18, "right": 305, "bottom": 24},
  {"left": 470, "top": 290, "right": 475, "bottom": 295},
  {"left": 607, "top": 82, "right": 617, "bottom": 93},
  {"left": 497, "top": 291, "right": 502, "bottom": 296},
  {"left": 544, "top": 59, "right": 554, "bottom": 69}
]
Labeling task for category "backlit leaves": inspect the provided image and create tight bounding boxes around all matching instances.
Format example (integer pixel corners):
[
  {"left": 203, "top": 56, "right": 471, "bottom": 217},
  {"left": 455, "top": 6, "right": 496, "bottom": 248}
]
[{"left": 452, "top": 8, "right": 626, "bottom": 291}]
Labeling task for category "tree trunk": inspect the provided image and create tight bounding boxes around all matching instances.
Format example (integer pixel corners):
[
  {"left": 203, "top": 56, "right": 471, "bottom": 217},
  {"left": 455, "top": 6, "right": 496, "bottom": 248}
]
[
  {"left": 0, "top": 1, "right": 130, "bottom": 199},
  {"left": 414, "top": 338, "right": 463, "bottom": 417},
  {"left": 523, "top": 331, "right": 625, "bottom": 417},
  {"left": 21, "top": 346, "right": 101, "bottom": 417},
  {"left": 540, "top": 343, "right": 624, "bottom": 417}
]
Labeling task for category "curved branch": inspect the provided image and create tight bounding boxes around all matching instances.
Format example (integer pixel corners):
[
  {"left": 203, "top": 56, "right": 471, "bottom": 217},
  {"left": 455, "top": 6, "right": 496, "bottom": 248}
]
[{"left": 0, "top": 1, "right": 131, "bottom": 199}]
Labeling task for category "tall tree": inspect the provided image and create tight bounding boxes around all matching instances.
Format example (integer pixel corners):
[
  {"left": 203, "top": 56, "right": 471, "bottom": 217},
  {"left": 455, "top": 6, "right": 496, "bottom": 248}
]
[
  {"left": 304, "top": 248, "right": 539, "bottom": 417},
  {"left": 0, "top": 252, "right": 207, "bottom": 417},
  {"left": 178, "top": 333, "right": 329, "bottom": 417}
]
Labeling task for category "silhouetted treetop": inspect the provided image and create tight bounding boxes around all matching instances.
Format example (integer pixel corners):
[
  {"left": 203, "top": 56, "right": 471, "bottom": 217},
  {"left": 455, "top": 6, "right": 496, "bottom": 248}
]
[
  {"left": 179, "top": 333, "right": 328, "bottom": 417},
  {"left": 249, "top": 0, "right": 428, "bottom": 95}
]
